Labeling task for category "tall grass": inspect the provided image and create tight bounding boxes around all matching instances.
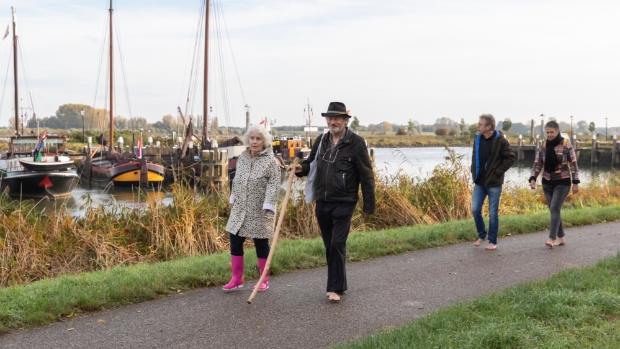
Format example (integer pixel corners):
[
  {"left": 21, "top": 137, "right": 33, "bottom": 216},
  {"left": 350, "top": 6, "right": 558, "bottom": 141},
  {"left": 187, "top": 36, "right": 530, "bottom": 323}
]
[{"left": 1, "top": 148, "right": 619, "bottom": 287}]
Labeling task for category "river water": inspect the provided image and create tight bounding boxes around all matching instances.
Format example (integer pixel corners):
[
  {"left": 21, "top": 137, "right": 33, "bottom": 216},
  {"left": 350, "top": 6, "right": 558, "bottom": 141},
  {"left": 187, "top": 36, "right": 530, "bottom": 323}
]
[{"left": 14, "top": 147, "right": 613, "bottom": 216}]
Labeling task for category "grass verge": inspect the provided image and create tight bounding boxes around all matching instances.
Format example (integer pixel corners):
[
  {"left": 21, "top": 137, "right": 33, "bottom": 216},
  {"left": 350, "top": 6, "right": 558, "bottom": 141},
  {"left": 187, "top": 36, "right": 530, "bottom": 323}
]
[
  {"left": 333, "top": 253, "right": 620, "bottom": 349},
  {"left": 0, "top": 205, "right": 619, "bottom": 334}
]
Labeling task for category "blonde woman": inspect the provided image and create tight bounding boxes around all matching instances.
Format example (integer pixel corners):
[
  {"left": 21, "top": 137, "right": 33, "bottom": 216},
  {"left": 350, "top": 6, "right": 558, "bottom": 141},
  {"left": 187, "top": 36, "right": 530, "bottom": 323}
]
[{"left": 223, "top": 125, "right": 280, "bottom": 291}]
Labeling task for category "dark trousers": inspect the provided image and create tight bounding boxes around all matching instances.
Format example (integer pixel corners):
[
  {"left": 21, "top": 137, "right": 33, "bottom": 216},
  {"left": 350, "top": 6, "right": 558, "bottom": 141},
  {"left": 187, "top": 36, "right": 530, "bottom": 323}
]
[
  {"left": 315, "top": 200, "right": 357, "bottom": 294},
  {"left": 542, "top": 183, "right": 570, "bottom": 240},
  {"left": 229, "top": 233, "right": 270, "bottom": 259}
]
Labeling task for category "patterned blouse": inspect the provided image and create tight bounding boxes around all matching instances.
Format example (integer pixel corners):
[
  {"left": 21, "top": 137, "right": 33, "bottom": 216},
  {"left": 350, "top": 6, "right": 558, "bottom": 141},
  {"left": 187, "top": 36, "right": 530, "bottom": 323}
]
[{"left": 530, "top": 140, "right": 580, "bottom": 185}]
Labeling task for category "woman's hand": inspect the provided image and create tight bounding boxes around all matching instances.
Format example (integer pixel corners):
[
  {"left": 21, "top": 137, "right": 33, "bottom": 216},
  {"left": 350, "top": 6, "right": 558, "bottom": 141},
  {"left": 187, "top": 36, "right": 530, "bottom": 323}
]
[
  {"left": 286, "top": 164, "right": 302, "bottom": 173},
  {"left": 263, "top": 209, "right": 274, "bottom": 215},
  {"left": 530, "top": 180, "right": 536, "bottom": 190},
  {"left": 572, "top": 184, "right": 579, "bottom": 194}
]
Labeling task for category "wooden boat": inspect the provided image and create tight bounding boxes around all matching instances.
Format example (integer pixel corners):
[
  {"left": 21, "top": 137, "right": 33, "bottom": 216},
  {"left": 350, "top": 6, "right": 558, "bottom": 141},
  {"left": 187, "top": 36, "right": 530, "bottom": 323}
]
[
  {"left": 0, "top": 8, "right": 79, "bottom": 199},
  {"left": 82, "top": 1, "right": 165, "bottom": 188},
  {"left": 18, "top": 155, "right": 73, "bottom": 171}
]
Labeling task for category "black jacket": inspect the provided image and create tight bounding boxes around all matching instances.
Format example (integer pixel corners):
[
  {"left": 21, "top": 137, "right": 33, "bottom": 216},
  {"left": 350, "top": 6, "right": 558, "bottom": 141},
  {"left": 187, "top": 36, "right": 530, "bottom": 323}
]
[
  {"left": 470, "top": 130, "right": 515, "bottom": 187},
  {"left": 297, "top": 128, "right": 375, "bottom": 213}
]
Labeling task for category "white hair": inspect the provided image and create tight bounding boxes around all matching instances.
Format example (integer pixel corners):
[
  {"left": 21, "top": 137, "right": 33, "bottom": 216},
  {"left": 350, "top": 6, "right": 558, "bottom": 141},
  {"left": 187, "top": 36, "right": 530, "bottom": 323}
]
[{"left": 242, "top": 124, "right": 273, "bottom": 149}]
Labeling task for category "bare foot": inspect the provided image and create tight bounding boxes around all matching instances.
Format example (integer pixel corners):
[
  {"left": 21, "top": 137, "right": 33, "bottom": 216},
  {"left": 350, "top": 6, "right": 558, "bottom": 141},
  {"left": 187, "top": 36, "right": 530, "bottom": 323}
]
[
  {"left": 545, "top": 239, "right": 554, "bottom": 248},
  {"left": 554, "top": 237, "right": 566, "bottom": 246},
  {"left": 474, "top": 238, "right": 486, "bottom": 247},
  {"left": 485, "top": 243, "right": 497, "bottom": 250},
  {"left": 327, "top": 292, "right": 340, "bottom": 302}
]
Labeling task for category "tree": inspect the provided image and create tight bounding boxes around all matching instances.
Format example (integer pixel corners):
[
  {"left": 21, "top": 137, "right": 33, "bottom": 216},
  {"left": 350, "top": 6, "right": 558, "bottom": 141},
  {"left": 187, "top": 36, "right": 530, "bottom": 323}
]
[
  {"left": 368, "top": 124, "right": 379, "bottom": 133},
  {"left": 588, "top": 122, "right": 596, "bottom": 134},
  {"left": 381, "top": 121, "right": 392, "bottom": 133},
  {"left": 502, "top": 118, "right": 513, "bottom": 132},
  {"left": 577, "top": 120, "right": 588, "bottom": 133},
  {"left": 460, "top": 118, "right": 467, "bottom": 136},
  {"left": 351, "top": 116, "right": 360, "bottom": 133},
  {"left": 407, "top": 119, "right": 415, "bottom": 135},
  {"left": 468, "top": 124, "right": 478, "bottom": 138},
  {"left": 211, "top": 116, "right": 219, "bottom": 131},
  {"left": 396, "top": 127, "right": 407, "bottom": 135}
]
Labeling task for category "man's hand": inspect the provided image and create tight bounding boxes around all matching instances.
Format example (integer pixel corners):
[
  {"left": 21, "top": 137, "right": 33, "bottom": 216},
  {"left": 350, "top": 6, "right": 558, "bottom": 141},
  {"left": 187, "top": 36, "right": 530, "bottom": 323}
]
[
  {"left": 572, "top": 184, "right": 579, "bottom": 194},
  {"left": 530, "top": 180, "right": 536, "bottom": 190},
  {"left": 287, "top": 164, "right": 302, "bottom": 174},
  {"left": 363, "top": 212, "right": 372, "bottom": 217}
]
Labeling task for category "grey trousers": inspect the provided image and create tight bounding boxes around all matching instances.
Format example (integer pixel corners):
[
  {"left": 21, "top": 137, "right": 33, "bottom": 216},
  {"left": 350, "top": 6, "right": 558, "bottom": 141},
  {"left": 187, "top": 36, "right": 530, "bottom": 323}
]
[{"left": 542, "top": 183, "right": 570, "bottom": 240}]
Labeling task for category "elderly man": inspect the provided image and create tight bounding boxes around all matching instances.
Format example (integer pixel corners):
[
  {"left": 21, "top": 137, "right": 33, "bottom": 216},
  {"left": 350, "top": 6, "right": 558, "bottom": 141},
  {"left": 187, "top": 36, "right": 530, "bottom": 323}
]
[
  {"left": 289, "top": 101, "right": 375, "bottom": 302},
  {"left": 471, "top": 114, "right": 515, "bottom": 250}
]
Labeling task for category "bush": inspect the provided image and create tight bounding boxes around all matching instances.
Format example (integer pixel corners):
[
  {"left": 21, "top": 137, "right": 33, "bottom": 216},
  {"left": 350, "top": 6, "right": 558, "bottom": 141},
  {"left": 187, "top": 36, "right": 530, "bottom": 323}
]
[
  {"left": 448, "top": 129, "right": 458, "bottom": 136},
  {"left": 435, "top": 127, "right": 450, "bottom": 136},
  {"left": 396, "top": 127, "right": 408, "bottom": 136}
]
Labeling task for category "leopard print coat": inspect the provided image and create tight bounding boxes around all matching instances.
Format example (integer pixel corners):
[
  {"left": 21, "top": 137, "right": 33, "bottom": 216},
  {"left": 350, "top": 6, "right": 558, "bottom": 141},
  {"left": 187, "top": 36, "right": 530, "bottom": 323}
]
[{"left": 225, "top": 147, "right": 281, "bottom": 239}]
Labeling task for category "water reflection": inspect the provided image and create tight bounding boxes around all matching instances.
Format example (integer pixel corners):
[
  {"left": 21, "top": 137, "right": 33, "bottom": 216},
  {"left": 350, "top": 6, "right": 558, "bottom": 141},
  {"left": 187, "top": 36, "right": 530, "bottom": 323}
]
[{"left": 31, "top": 185, "right": 172, "bottom": 218}]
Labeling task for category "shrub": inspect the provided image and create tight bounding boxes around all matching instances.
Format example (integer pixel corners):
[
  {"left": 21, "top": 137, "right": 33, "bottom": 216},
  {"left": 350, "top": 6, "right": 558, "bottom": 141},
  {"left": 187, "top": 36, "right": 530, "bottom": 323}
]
[{"left": 435, "top": 127, "right": 450, "bottom": 136}]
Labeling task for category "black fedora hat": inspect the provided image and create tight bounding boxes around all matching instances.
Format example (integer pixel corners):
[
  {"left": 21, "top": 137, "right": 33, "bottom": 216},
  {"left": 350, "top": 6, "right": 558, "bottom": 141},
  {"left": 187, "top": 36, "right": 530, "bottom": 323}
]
[{"left": 321, "top": 101, "right": 350, "bottom": 117}]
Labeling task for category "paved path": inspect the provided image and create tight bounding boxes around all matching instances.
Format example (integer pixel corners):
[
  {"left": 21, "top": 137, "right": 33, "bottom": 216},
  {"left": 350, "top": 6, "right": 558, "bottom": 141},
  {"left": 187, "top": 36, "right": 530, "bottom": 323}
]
[{"left": 1, "top": 222, "right": 620, "bottom": 349}]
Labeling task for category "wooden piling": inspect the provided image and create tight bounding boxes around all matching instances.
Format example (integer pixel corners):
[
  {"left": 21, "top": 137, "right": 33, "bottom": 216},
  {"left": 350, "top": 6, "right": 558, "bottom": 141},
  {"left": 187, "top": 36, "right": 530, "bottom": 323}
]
[
  {"left": 369, "top": 148, "right": 375, "bottom": 169},
  {"left": 591, "top": 136, "right": 597, "bottom": 166},
  {"left": 517, "top": 135, "right": 523, "bottom": 162},
  {"left": 139, "top": 157, "right": 148, "bottom": 187},
  {"left": 200, "top": 148, "right": 228, "bottom": 191},
  {"left": 612, "top": 135, "right": 617, "bottom": 167}
]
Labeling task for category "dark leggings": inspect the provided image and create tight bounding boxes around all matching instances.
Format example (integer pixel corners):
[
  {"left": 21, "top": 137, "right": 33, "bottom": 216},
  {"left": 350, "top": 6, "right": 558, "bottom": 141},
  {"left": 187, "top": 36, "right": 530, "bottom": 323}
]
[{"left": 229, "top": 233, "right": 270, "bottom": 258}]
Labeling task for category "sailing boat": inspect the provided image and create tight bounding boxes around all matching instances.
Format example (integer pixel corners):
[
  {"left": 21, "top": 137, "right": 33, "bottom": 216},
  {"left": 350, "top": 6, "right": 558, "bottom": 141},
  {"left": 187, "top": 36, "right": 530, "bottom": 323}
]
[
  {"left": 84, "top": 1, "right": 165, "bottom": 187},
  {"left": 0, "top": 7, "right": 79, "bottom": 199}
]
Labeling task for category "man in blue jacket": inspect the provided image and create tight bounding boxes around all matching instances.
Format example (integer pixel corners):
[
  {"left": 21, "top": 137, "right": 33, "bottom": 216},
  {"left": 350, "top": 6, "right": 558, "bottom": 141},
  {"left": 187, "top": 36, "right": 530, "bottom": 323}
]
[
  {"left": 470, "top": 114, "right": 515, "bottom": 250},
  {"left": 289, "top": 101, "right": 375, "bottom": 302}
]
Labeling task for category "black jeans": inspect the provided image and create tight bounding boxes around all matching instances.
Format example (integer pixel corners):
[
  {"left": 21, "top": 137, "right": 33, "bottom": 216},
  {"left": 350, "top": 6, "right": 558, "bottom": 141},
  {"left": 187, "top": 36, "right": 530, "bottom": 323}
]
[
  {"left": 542, "top": 183, "right": 570, "bottom": 240},
  {"left": 229, "top": 233, "right": 270, "bottom": 259},
  {"left": 315, "top": 200, "right": 357, "bottom": 294}
]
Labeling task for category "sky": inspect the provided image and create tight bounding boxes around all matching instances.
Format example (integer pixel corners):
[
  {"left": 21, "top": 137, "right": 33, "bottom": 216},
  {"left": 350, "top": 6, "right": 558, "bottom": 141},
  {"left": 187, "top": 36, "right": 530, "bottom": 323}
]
[{"left": 0, "top": 0, "right": 619, "bottom": 130}]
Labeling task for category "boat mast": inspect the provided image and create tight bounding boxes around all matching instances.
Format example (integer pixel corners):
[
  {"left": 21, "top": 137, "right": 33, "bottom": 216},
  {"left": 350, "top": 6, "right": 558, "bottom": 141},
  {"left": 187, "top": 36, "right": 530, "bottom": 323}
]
[
  {"left": 202, "top": 0, "right": 210, "bottom": 147},
  {"left": 12, "top": 7, "right": 18, "bottom": 136},
  {"left": 109, "top": 0, "right": 115, "bottom": 153}
]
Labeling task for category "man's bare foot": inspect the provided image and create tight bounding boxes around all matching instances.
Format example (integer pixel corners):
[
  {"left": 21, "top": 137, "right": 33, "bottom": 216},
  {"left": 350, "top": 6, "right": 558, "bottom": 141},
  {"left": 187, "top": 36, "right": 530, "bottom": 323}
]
[
  {"left": 554, "top": 237, "right": 566, "bottom": 246},
  {"left": 545, "top": 239, "right": 554, "bottom": 248},
  {"left": 327, "top": 292, "right": 340, "bottom": 302},
  {"left": 485, "top": 243, "right": 497, "bottom": 250},
  {"left": 474, "top": 238, "right": 486, "bottom": 247}
]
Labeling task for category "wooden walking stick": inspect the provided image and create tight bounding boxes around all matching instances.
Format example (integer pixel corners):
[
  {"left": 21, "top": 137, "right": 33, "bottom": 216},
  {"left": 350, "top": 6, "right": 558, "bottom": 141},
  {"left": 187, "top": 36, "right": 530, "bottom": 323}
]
[{"left": 247, "top": 157, "right": 299, "bottom": 304}]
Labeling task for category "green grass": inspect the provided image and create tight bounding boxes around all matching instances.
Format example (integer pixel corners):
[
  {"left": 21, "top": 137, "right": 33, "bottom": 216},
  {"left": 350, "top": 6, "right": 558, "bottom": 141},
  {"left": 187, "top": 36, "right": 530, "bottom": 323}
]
[
  {"left": 0, "top": 206, "right": 618, "bottom": 334},
  {"left": 333, "top": 253, "right": 620, "bottom": 349}
]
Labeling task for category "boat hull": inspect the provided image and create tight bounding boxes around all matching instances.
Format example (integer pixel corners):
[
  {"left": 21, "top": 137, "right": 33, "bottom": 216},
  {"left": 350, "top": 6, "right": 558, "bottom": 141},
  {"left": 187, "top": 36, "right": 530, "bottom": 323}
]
[
  {"left": 0, "top": 170, "right": 80, "bottom": 199},
  {"left": 109, "top": 162, "right": 166, "bottom": 187}
]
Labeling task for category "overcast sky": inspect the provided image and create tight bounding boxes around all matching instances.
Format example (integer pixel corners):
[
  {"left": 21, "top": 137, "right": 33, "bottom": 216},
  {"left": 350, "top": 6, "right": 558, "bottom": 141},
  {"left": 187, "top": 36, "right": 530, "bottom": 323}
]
[{"left": 1, "top": 0, "right": 619, "bottom": 130}]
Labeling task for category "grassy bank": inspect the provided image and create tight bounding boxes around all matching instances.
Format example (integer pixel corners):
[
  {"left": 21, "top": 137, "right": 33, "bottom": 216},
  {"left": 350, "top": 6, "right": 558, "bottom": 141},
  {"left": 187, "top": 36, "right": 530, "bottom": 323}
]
[
  {"left": 334, "top": 252, "right": 620, "bottom": 349},
  {"left": 0, "top": 206, "right": 619, "bottom": 334}
]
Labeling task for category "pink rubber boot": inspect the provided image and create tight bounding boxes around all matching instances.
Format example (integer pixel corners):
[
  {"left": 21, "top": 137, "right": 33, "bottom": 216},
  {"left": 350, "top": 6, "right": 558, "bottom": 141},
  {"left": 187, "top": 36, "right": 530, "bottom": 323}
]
[
  {"left": 222, "top": 255, "right": 244, "bottom": 291},
  {"left": 253, "top": 258, "right": 270, "bottom": 292}
]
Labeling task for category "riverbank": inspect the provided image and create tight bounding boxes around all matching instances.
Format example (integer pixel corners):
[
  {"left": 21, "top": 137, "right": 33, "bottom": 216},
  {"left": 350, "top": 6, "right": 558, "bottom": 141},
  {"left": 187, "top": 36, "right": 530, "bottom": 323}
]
[{"left": 0, "top": 206, "right": 619, "bottom": 334}]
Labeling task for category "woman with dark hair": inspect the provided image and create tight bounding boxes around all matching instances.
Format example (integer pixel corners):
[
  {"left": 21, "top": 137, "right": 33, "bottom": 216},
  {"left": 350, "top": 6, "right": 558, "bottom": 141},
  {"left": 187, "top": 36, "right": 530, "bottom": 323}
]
[{"left": 529, "top": 120, "right": 580, "bottom": 248}]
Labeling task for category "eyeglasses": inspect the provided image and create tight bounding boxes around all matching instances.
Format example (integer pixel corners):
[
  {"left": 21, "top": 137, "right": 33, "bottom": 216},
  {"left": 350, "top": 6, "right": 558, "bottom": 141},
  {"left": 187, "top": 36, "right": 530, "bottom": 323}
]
[{"left": 321, "top": 147, "right": 339, "bottom": 163}]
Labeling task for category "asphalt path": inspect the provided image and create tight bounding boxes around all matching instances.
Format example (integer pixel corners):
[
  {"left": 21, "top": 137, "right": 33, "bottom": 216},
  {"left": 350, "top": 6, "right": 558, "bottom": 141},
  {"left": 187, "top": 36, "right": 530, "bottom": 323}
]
[{"left": 1, "top": 222, "right": 619, "bottom": 349}]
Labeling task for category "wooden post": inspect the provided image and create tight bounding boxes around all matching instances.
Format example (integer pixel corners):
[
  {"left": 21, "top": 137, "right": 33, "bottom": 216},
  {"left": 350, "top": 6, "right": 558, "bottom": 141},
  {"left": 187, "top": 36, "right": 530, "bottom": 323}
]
[
  {"left": 591, "top": 135, "right": 597, "bottom": 166},
  {"left": 139, "top": 157, "right": 148, "bottom": 187},
  {"left": 573, "top": 135, "right": 580, "bottom": 161},
  {"left": 517, "top": 135, "right": 523, "bottom": 162},
  {"left": 612, "top": 135, "right": 617, "bottom": 167}
]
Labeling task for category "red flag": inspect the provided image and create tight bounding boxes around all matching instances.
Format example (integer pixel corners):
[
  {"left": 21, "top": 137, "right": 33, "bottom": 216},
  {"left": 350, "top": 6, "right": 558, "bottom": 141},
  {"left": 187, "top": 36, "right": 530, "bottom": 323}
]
[{"left": 259, "top": 119, "right": 265, "bottom": 125}]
